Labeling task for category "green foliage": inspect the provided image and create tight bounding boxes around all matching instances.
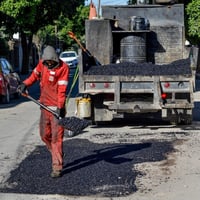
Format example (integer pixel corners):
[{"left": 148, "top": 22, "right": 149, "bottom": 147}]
[
  {"left": 0, "top": 0, "right": 41, "bottom": 35},
  {"left": 0, "top": 0, "right": 85, "bottom": 74},
  {"left": 73, "top": 5, "right": 90, "bottom": 38},
  {"left": 36, "top": 5, "right": 89, "bottom": 51},
  {"left": 0, "top": 0, "right": 41, "bottom": 18},
  {"left": 57, "top": 14, "right": 75, "bottom": 47},
  {"left": 62, "top": 5, "right": 89, "bottom": 49},
  {"left": 0, "top": 0, "right": 85, "bottom": 37},
  {"left": 186, "top": 0, "right": 200, "bottom": 44},
  {"left": 127, "top": 0, "right": 137, "bottom": 4},
  {"left": 0, "top": 0, "right": 87, "bottom": 46}
]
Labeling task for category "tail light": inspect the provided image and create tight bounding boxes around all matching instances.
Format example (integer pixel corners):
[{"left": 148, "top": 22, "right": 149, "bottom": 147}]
[
  {"left": 164, "top": 82, "right": 170, "bottom": 88},
  {"left": 104, "top": 83, "right": 110, "bottom": 88},
  {"left": 161, "top": 93, "right": 167, "bottom": 99},
  {"left": 89, "top": 82, "right": 110, "bottom": 89},
  {"left": 89, "top": 83, "right": 96, "bottom": 88}
]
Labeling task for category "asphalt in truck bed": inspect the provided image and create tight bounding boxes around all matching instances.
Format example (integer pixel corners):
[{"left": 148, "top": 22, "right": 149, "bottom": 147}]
[{"left": 84, "top": 58, "right": 192, "bottom": 76}]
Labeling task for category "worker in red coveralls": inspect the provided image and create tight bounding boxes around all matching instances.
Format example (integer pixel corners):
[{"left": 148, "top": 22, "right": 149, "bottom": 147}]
[{"left": 18, "top": 45, "right": 69, "bottom": 178}]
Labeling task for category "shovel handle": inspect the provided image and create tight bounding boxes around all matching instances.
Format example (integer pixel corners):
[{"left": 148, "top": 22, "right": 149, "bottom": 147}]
[
  {"left": 67, "top": 31, "right": 100, "bottom": 65},
  {"left": 68, "top": 31, "right": 76, "bottom": 40},
  {"left": 21, "top": 93, "right": 59, "bottom": 118},
  {"left": 67, "top": 31, "right": 85, "bottom": 50},
  {"left": 67, "top": 31, "right": 88, "bottom": 54}
]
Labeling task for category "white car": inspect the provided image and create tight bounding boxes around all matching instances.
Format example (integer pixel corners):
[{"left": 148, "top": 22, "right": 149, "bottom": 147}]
[{"left": 59, "top": 51, "right": 78, "bottom": 67}]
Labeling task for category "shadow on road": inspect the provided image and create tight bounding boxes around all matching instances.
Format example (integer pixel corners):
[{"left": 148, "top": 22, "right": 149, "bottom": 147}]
[{"left": 62, "top": 142, "right": 151, "bottom": 175}]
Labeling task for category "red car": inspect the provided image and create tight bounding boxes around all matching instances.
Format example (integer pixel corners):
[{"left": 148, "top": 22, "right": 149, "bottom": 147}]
[{"left": 0, "top": 58, "right": 21, "bottom": 103}]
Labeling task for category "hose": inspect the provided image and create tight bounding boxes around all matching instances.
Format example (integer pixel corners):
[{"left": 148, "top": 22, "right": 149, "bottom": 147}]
[{"left": 65, "top": 65, "right": 79, "bottom": 108}]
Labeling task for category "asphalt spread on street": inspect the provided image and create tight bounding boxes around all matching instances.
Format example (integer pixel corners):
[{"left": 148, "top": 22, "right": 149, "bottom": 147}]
[{"left": 0, "top": 138, "right": 175, "bottom": 197}]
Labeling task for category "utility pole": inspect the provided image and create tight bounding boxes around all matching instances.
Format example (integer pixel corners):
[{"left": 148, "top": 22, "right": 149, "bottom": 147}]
[{"left": 97, "top": 0, "right": 101, "bottom": 18}]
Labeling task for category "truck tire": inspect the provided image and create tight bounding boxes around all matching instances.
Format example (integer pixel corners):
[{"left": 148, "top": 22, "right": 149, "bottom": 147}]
[
  {"left": 170, "top": 112, "right": 192, "bottom": 125},
  {"left": 180, "top": 115, "right": 192, "bottom": 125},
  {"left": 169, "top": 115, "right": 181, "bottom": 125}
]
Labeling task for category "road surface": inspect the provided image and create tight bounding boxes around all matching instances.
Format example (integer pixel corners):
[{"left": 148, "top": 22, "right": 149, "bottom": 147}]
[{"left": 0, "top": 79, "right": 200, "bottom": 200}]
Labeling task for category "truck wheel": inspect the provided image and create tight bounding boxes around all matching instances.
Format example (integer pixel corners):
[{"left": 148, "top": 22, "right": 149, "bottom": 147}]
[
  {"left": 170, "top": 117, "right": 180, "bottom": 125},
  {"left": 170, "top": 114, "right": 192, "bottom": 125},
  {"left": 181, "top": 115, "right": 192, "bottom": 125}
]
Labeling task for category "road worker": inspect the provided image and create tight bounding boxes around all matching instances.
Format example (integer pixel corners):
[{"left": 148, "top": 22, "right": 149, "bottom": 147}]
[{"left": 18, "top": 45, "right": 69, "bottom": 178}]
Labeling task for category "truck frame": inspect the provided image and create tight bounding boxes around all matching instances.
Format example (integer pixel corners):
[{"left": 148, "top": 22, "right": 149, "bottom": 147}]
[{"left": 77, "top": 3, "right": 196, "bottom": 125}]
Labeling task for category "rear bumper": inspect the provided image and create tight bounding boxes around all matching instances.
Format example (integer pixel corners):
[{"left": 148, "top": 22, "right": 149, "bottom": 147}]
[{"left": 107, "top": 102, "right": 161, "bottom": 113}]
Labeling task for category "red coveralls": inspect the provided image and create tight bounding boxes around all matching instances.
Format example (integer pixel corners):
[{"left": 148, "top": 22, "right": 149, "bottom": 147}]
[{"left": 23, "top": 59, "right": 69, "bottom": 171}]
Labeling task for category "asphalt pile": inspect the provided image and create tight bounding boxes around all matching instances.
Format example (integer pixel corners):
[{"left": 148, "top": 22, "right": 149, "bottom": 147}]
[
  {"left": 0, "top": 138, "right": 175, "bottom": 197},
  {"left": 59, "top": 116, "right": 91, "bottom": 133},
  {"left": 84, "top": 58, "right": 191, "bottom": 76}
]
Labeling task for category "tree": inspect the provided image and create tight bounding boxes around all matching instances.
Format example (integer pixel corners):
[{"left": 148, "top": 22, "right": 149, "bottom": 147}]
[
  {"left": 0, "top": 36, "right": 9, "bottom": 57},
  {"left": 36, "top": 5, "right": 90, "bottom": 53},
  {"left": 127, "top": 0, "right": 137, "bottom": 4},
  {"left": 185, "top": 0, "right": 200, "bottom": 44},
  {"left": 0, "top": 0, "right": 41, "bottom": 74},
  {"left": 0, "top": 0, "right": 84, "bottom": 74},
  {"left": 73, "top": 5, "right": 90, "bottom": 39},
  {"left": 59, "top": 5, "right": 90, "bottom": 50}
]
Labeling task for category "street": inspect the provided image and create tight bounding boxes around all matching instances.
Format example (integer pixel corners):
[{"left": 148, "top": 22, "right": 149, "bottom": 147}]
[{"left": 0, "top": 79, "right": 200, "bottom": 200}]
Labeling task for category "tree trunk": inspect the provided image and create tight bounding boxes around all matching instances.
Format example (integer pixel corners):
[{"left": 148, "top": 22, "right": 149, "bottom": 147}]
[{"left": 20, "top": 32, "right": 33, "bottom": 74}]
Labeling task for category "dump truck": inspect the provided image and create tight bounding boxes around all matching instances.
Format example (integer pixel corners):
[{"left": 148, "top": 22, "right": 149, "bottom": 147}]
[{"left": 76, "top": 2, "right": 198, "bottom": 125}]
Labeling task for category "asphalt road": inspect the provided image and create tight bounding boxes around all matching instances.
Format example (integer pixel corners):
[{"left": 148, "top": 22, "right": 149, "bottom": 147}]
[{"left": 0, "top": 78, "right": 200, "bottom": 200}]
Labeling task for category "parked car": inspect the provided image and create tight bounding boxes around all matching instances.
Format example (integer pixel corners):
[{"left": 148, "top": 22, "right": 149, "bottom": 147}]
[
  {"left": 0, "top": 58, "right": 21, "bottom": 103},
  {"left": 59, "top": 51, "right": 78, "bottom": 67}
]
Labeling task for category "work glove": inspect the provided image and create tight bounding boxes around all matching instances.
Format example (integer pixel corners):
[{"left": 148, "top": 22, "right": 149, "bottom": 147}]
[
  {"left": 17, "top": 83, "right": 27, "bottom": 94},
  {"left": 56, "top": 108, "right": 66, "bottom": 118}
]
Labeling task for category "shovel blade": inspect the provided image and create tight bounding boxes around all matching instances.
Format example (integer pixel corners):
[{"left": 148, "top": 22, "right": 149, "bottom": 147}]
[{"left": 58, "top": 116, "right": 91, "bottom": 134}]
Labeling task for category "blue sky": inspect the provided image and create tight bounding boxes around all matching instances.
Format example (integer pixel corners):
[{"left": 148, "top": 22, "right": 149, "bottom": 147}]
[
  {"left": 85, "top": 0, "right": 127, "bottom": 6},
  {"left": 85, "top": 0, "right": 127, "bottom": 16}
]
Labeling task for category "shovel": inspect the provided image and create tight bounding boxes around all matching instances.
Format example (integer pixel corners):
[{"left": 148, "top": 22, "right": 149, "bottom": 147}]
[
  {"left": 67, "top": 31, "right": 101, "bottom": 66},
  {"left": 21, "top": 93, "right": 90, "bottom": 134}
]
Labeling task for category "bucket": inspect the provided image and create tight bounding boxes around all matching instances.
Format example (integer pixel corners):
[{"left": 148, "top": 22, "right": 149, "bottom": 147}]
[
  {"left": 76, "top": 97, "right": 91, "bottom": 118},
  {"left": 120, "top": 33, "right": 147, "bottom": 63},
  {"left": 130, "top": 16, "right": 150, "bottom": 31},
  {"left": 137, "top": 0, "right": 151, "bottom": 4},
  {"left": 134, "top": 16, "right": 146, "bottom": 30}
]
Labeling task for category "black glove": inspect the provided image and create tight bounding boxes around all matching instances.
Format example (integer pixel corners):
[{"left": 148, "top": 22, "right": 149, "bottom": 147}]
[
  {"left": 56, "top": 108, "right": 66, "bottom": 118},
  {"left": 17, "top": 83, "right": 27, "bottom": 94}
]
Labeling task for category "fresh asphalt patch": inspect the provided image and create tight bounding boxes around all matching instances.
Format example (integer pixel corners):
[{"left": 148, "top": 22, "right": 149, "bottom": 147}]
[{"left": 0, "top": 138, "right": 175, "bottom": 197}]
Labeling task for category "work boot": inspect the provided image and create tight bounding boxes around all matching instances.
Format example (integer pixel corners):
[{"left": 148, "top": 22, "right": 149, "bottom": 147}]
[{"left": 50, "top": 170, "right": 62, "bottom": 178}]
